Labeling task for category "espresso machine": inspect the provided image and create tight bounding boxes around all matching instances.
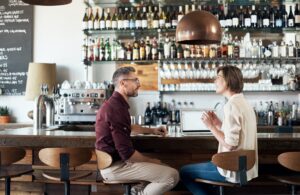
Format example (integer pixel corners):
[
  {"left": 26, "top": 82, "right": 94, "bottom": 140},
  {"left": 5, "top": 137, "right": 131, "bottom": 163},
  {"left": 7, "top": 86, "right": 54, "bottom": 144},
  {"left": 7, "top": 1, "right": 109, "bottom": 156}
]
[{"left": 54, "top": 80, "right": 113, "bottom": 124}]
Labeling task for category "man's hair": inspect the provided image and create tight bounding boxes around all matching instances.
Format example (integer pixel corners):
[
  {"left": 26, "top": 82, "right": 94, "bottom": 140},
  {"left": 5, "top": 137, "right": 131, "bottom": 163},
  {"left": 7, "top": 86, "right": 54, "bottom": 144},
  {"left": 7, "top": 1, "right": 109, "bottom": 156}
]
[
  {"left": 217, "top": 65, "right": 244, "bottom": 93},
  {"left": 112, "top": 66, "right": 136, "bottom": 87}
]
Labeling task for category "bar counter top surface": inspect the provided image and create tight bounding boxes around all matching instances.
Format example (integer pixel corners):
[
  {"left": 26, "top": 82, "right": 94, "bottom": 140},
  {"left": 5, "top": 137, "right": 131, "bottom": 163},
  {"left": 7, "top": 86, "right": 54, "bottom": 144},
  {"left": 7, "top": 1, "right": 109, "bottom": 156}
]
[{"left": 0, "top": 126, "right": 299, "bottom": 149}]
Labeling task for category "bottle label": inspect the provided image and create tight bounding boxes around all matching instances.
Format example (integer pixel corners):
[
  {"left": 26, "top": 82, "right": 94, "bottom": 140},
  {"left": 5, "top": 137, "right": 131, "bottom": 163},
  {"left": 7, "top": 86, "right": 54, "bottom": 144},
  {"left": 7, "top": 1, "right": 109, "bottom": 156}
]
[
  {"left": 220, "top": 20, "right": 226, "bottom": 28},
  {"left": 172, "top": 19, "right": 177, "bottom": 27},
  {"left": 106, "top": 20, "right": 112, "bottom": 29},
  {"left": 251, "top": 15, "right": 257, "bottom": 24},
  {"left": 100, "top": 21, "right": 105, "bottom": 29},
  {"left": 117, "top": 20, "right": 123, "bottom": 29},
  {"left": 226, "top": 19, "right": 232, "bottom": 27},
  {"left": 288, "top": 47, "right": 294, "bottom": 57},
  {"left": 245, "top": 18, "right": 251, "bottom": 27},
  {"left": 112, "top": 21, "right": 117, "bottom": 29},
  {"left": 123, "top": 20, "right": 129, "bottom": 29},
  {"left": 88, "top": 21, "right": 94, "bottom": 30},
  {"left": 288, "top": 19, "right": 294, "bottom": 27},
  {"left": 296, "top": 16, "right": 300, "bottom": 24},
  {"left": 133, "top": 49, "right": 139, "bottom": 60},
  {"left": 275, "top": 19, "right": 282, "bottom": 27},
  {"left": 152, "top": 20, "right": 159, "bottom": 28},
  {"left": 232, "top": 18, "right": 239, "bottom": 27},
  {"left": 142, "top": 20, "right": 148, "bottom": 28},
  {"left": 280, "top": 47, "right": 286, "bottom": 57},
  {"left": 263, "top": 19, "right": 269, "bottom": 27},
  {"left": 136, "top": 20, "right": 142, "bottom": 28},
  {"left": 129, "top": 20, "right": 135, "bottom": 29},
  {"left": 94, "top": 21, "right": 100, "bottom": 30},
  {"left": 159, "top": 19, "right": 165, "bottom": 28},
  {"left": 165, "top": 22, "right": 171, "bottom": 28}
]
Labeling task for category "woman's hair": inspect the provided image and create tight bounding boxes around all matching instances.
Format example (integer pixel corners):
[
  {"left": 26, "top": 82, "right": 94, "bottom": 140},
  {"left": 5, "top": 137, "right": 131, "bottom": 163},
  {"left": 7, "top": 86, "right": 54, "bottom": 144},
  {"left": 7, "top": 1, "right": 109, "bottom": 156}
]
[{"left": 217, "top": 65, "right": 243, "bottom": 93}]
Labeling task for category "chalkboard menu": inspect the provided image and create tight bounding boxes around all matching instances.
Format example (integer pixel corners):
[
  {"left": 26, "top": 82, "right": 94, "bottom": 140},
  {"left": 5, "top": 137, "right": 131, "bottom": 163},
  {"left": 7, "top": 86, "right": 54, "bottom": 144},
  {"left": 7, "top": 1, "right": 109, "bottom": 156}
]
[{"left": 0, "top": 0, "right": 33, "bottom": 95}]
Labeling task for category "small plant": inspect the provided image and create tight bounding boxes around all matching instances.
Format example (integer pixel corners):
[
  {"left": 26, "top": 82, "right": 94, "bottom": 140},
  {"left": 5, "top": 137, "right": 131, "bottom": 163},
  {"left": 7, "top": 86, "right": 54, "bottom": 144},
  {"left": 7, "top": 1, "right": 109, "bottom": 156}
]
[{"left": 0, "top": 106, "right": 9, "bottom": 116}]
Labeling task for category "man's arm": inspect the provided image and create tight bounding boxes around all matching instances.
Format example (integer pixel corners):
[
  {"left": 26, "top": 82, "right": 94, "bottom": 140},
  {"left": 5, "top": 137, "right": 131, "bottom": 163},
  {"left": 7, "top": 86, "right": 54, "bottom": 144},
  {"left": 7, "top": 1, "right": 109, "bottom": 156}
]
[{"left": 131, "top": 124, "right": 167, "bottom": 136}]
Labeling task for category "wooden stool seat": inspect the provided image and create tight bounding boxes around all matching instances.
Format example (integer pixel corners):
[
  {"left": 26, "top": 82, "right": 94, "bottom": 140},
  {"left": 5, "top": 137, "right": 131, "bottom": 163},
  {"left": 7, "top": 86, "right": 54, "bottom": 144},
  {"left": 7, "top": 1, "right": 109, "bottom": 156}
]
[
  {"left": 39, "top": 148, "right": 92, "bottom": 195},
  {"left": 195, "top": 178, "right": 238, "bottom": 187},
  {"left": 194, "top": 150, "right": 256, "bottom": 195},
  {"left": 0, "top": 147, "right": 33, "bottom": 195},
  {"left": 270, "top": 152, "right": 300, "bottom": 195},
  {"left": 42, "top": 170, "right": 92, "bottom": 181}
]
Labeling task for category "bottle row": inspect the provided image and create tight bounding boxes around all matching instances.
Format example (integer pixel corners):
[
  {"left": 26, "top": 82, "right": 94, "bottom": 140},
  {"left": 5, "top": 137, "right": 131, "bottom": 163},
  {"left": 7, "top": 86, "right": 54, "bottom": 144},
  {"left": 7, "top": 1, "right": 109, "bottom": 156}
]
[
  {"left": 256, "top": 100, "right": 299, "bottom": 126},
  {"left": 82, "top": 33, "right": 300, "bottom": 62},
  {"left": 82, "top": 3, "right": 300, "bottom": 31}
]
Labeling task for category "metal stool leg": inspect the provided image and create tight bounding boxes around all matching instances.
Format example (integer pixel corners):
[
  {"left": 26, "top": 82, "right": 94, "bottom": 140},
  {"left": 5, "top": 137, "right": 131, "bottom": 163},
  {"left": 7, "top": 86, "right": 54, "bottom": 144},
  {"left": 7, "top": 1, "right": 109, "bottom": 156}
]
[
  {"left": 125, "top": 184, "right": 132, "bottom": 195},
  {"left": 291, "top": 185, "right": 295, "bottom": 195},
  {"left": 5, "top": 177, "right": 11, "bottom": 195},
  {"left": 219, "top": 186, "right": 224, "bottom": 195},
  {"left": 64, "top": 181, "right": 70, "bottom": 195}
]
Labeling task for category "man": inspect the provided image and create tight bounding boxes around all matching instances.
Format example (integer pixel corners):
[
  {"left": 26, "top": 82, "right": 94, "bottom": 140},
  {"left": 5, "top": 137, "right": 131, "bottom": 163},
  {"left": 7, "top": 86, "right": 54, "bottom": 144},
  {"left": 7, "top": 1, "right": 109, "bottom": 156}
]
[{"left": 95, "top": 67, "right": 179, "bottom": 195}]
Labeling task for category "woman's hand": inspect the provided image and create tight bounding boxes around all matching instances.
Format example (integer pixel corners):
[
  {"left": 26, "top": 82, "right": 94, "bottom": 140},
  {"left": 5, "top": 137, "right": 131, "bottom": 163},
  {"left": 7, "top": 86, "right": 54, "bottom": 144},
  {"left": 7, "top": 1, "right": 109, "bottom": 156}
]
[
  {"left": 207, "top": 111, "right": 222, "bottom": 128},
  {"left": 201, "top": 112, "right": 214, "bottom": 129}
]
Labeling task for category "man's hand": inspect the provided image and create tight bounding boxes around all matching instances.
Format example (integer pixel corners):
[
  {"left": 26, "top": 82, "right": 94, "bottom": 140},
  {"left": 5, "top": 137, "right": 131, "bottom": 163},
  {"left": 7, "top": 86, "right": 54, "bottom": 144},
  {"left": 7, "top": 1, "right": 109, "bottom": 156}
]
[{"left": 152, "top": 126, "right": 167, "bottom": 136}]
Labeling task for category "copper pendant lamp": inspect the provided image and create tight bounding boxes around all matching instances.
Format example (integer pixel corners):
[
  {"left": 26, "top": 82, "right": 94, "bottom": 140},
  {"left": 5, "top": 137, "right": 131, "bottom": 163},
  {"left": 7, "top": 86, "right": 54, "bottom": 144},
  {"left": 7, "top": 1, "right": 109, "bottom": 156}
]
[
  {"left": 22, "top": 0, "right": 72, "bottom": 5},
  {"left": 176, "top": 10, "right": 222, "bottom": 45}
]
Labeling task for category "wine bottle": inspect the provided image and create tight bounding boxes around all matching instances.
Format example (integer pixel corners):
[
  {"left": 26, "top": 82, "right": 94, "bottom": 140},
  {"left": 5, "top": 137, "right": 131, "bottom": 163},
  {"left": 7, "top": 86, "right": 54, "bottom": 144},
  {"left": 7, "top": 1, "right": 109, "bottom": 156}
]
[
  {"left": 142, "top": 6, "right": 148, "bottom": 29},
  {"left": 82, "top": 8, "right": 89, "bottom": 31},
  {"left": 219, "top": 5, "right": 226, "bottom": 28},
  {"left": 171, "top": 7, "right": 178, "bottom": 28},
  {"left": 170, "top": 38, "right": 177, "bottom": 59},
  {"left": 281, "top": 5, "right": 288, "bottom": 27},
  {"left": 262, "top": 7, "right": 270, "bottom": 27},
  {"left": 165, "top": 6, "right": 171, "bottom": 29},
  {"left": 257, "top": 7, "right": 263, "bottom": 28},
  {"left": 88, "top": 8, "right": 94, "bottom": 30},
  {"left": 94, "top": 8, "right": 100, "bottom": 30},
  {"left": 232, "top": 6, "right": 239, "bottom": 28},
  {"left": 152, "top": 37, "right": 158, "bottom": 60},
  {"left": 135, "top": 7, "right": 142, "bottom": 29},
  {"left": 129, "top": 7, "right": 135, "bottom": 30},
  {"left": 123, "top": 7, "right": 130, "bottom": 29},
  {"left": 100, "top": 37, "right": 105, "bottom": 61},
  {"left": 226, "top": 8, "right": 232, "bottom": 28},
  {"left": 152, "top": 6, "right": 159, "bottom": 29},
  {"left": 104, "top": 38, "right": 111, "bottom": 61},
  {"left": 250, "top": 5, "right": 257, "bottom": 28},
  {"left": 126, "top": 43, "right": 132, "bottom": 60},
  {"left": 164, "top": 35, "right": 171, "bottom": 59},
  {"left": 269, "top": 6, "right": 275, "bottom": 28},
  {"left": 239, "top": 6, "right": 244, "bottom": 28},
  {"left": 133, "top": 38, "right": 140, "bottom": 60},
  {"left": 145, "top": 36, "right": 152, "bottom": 60},
  {"left": 117, "top": 7, "right": 123, "bottom": 30},
  {"left": 144, "top": 102, "right": 152, "bottom": 125},
  {"left": 139, "top": 38, "right": 146, "bottom": 60},
  {"left": 244, "top": 6, "right": 251, "bottom": 28},
  {"left": 105, "top": 8, "right": 112, "bottom": 30},
  {"left": 111, "top": 8, "right": 117, "bottom": 30},
  {"left": 295, "top": 3, "right": 300, "bottom": 27},
  {"left": 177, "top": 6, "right": 184, "bottom": 22},
  {"left": 275, "top": 7, "right": 283, "bottom": 28},
  {"left": 159, "top": 6, "right": 166, "bottom": 29},
  {"left": 99, "top": 8, "right": 105, "bottom": 30},
  {"left": 287, "top": 5, "right": 295, "bottom": 27}
]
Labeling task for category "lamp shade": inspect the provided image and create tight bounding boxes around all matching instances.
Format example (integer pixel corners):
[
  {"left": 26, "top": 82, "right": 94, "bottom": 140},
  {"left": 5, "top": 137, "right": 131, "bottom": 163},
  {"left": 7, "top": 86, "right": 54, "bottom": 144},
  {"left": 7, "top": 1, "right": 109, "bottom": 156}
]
[
  {"left": 22, "top": 0, "right": 71, "bottom": 6},
  {"left": 25, "top": 63, "right": 56, "bottom": 100},
  {"left": 176, "top": 11, "right": 222, "bottom": 45}
]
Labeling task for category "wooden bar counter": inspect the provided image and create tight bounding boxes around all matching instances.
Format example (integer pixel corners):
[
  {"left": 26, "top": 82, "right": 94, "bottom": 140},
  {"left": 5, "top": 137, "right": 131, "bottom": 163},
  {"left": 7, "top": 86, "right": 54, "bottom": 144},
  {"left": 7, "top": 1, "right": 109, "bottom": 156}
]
[{"left": 0, "top": 126, "right": 299, "bottom": 194}]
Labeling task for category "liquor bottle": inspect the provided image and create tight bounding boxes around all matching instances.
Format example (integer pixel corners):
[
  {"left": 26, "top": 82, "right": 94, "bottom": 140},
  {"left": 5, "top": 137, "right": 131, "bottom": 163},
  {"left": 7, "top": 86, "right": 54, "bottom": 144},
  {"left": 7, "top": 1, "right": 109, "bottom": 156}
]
[
  {"left": 111, "top": 39, "right": 118, "bottom": 61},
  {"left": 142, "top": 7, "right": 148, "bottom": 29},
  {"left": 99, "top": 8, "right": 105, "bottom": 30},
  {"left": 145, "top": 36, "right": 152, "bottom": 60},
  {"left": 94, "top": 8, "right": 100, "bottom": 30},
  {"left": 175, "top": 102, "right": 181, "bottom": 124},
  {"left": 287, "top": 6, "right": 295, "bottom": 27},
  {"left": 156, "top": 102, "right": 163, "bottom": 125},
  {"left": 269, "top": 6, "right": 275, "bottom": 28},
  {"left": 170, "top": 38, "right": 177, "bottom": 59},
  {"left": 170, "top": 100, "right": 176, "bottom": 123},
  {"left": 117, "top": 8, "right": 123, "bottom": 30},
  {"left": 171, "top": 7, "right": 178, "bottom": 28},
  {"left": 178, "top": 6, "right": 184, "bottom": 22},
  {"left": 281, "top": 5, "right": 288, "bottom": 27},
  {"left": 271, "top": 41, "right": 279, "bottom": 58},
  {"left": 147, "top": 4, "right": 153, "bottom": 29},
  {"left": 151, "top": 102, "right": 158, "bottom": 125},
  {"left": 295, "top": 4, "right": 300, "bottom": 27},
  {"left": 88, "top": 38, "right": 94, "bottom": 62},
  {"left": 152, "top": 6, "right": 159, "bottom": 29},
  {"left": 105, "top": 8, "right": 112, "bottom": 30},
  {"left": 123, "top": 7, "right": 130, "bottom": 29},
  {"left": 280, "top": 41, "right": 287, "bottom": 58},
  {"left": 164, "top": 35, "right": 171, "bottom": 59},
  {"left": 133, "top": 38, "right": 140, "bottom": 60},
  {"left": 233, "top": 36, "right": 240, "bottom": 58},
  {"left": 244, "top": 6, "right": 251, "bottom": 28},
  {"left": 219, "top": 5, "right": 226, "bottom": 28},
  {"left": 126, "top": 43, "right": 132, "bottom": 60},
  {"left": 165, "top": 6, "right": 171, "bottom": 29},
  {"left": 162, "top": 102, "right": 169, "bottom": 125},
  {"left": 226, "top": 10, "right": 232, "bottom": 28},
  {"left": 129, "top": 7, "right": 135, "bottom": 30},
  {"left": 159, "top": 7, "right": 166, "bottom": 28},
  {"left": 152, "top": 37, "right": 158, "bottom": 60},
  {"left": 135, "top": 7, "right": 142, "bottom": 29},
  {"left": 296, "top": 41, "right": 300, "bottom": 57},
  {"left": 94, "top": 38, "right": 100, "bottom": 61},
  {"left": 257, "top": 7, "right": 263, "bottom": 28},
  {"left": 183, "top": 45, "right": 191, "bottom": 58},
  {"left": 177, "top": 43, "right": 183, "bottom": 59},
  {"left": 139, "top": 38, "right": 146, "bottom": 60},
  {"left": 288, "top": 41, "right": 295, "bottom": 57},
  {"left": 117, "top": 41, "right": 125, "bottom": 60},
  {"left": 250, "top": 5, "right": 257, "bottom": 28},
  {"left": 227, "top": 34, "right": 234, "bottom": 58},
  {"left": 158, "top": 41, "right": 164, "bottom": 60},
  {"left": 232, "top": 6, "right": 239, "bottom": 28},
  {"left": 239, "top": 6, "right": 244, "bottom": 28},
  {"left": 262, "top": 7, "right": 270, "bottom": 27},
  {"left": 104, "top": 38, "right": 111, "bottom": 61},
  {"left": 100, "top": 37, "right": 105, "bottom": 61},
  {"left": 275, "top": 7, "right": 283, "bottom": 28},
  {"left": 88, "top": 8, "right": 94, "bottom": 30},
  {"left": 82, "top": 8, "right": 89, "bottom": 31},
  {"left": 144, "top": 102, "right": 152, "bottom": 125},
  {"left": 111, "top": 9, "right": 118, "bottom": 30}
]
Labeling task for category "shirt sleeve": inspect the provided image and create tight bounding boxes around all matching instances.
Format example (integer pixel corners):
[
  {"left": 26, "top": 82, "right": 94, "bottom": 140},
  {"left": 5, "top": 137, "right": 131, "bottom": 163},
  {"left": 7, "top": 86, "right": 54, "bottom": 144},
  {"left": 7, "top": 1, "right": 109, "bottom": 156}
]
[
  {"left": 106, "top": 109, "right": 135, "bottom": 161},
  {"left": 223, "top": 102, "right": 242, "bottom": 147}
]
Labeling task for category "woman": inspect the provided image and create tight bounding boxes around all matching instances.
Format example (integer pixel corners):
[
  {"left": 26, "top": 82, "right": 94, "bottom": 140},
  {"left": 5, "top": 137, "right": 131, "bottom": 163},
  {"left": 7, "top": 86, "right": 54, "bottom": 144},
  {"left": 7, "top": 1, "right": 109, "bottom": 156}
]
[{"left": 180, "top": 65, "right": 258, "bottom": 195}]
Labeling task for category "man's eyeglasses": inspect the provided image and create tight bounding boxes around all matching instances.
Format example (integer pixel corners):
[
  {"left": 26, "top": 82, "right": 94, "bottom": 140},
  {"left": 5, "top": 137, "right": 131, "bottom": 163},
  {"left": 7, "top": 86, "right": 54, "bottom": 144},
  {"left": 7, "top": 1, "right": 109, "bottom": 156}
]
[{"left": 122, "top": 78, "right": 140, "bottom": 84}]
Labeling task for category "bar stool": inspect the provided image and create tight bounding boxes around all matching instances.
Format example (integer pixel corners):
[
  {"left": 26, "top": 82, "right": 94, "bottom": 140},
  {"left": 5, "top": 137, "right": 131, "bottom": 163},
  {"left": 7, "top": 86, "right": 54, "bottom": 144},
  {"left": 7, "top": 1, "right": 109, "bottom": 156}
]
[
  {"left": 270, "top": 152, "right": 300, "bottom": 195},
  {"left": 95, "top": 149, "right": 143, "bottom": 195},
  {"left": 195, "top": 150, "right": 256, "bottom": 195},
  {"left": 39, "top": 148, "right": 93, "bottom": 195},
  {"left": 0, "top": 147, "right": 33, "bottom": 195}
]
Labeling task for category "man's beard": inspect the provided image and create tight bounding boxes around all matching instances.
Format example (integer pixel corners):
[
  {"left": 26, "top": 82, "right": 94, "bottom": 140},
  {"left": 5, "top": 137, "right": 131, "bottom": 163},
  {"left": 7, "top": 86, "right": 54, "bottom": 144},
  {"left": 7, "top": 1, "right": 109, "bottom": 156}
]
[{"left": 126, "top": 88, "right": 139, "bottom": 97}]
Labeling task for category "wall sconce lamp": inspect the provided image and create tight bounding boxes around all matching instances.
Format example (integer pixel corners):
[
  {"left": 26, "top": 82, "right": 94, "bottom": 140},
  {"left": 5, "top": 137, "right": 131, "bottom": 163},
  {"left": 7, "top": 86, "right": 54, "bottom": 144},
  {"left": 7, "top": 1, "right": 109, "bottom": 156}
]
[{"left": 176, "top": 11, "right": 222, "bottom": 45}]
